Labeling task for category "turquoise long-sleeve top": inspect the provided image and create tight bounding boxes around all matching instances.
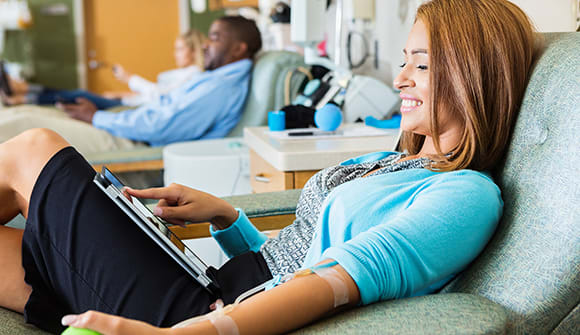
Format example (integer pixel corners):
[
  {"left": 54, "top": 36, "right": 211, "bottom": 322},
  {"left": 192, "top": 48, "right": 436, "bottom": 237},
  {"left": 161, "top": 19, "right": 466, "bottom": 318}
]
[
  {"left": 211, "top": 152, "right": 503, "bottom": 305},
  {"left": 92, "top": 59, "right": 252, "bottom": 146}
]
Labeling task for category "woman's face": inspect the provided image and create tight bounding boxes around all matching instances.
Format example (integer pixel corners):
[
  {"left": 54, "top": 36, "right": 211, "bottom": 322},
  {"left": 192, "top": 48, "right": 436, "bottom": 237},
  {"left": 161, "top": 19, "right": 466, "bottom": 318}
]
[
  {"left": 393, "top": 19, "right": 432, "bottom": 136},
  {"left": 394, "top": 19, "right": 462, "bottom": 145},
  {"left": 174, "top": 38, "right": 195, "bottom": 68}
]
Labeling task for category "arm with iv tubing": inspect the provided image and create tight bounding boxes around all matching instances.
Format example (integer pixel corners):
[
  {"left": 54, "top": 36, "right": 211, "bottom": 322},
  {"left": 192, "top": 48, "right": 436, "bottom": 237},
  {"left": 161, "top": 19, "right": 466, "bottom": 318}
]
[{"left": 62, "top": 173, "right": 502, "bottom": 334}]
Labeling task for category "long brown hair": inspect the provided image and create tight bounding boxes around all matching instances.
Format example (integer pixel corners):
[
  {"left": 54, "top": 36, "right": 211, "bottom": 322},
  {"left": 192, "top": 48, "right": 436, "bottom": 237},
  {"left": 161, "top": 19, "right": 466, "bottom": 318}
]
[{"left": 400, "top": 0, "right": 536, "bottom": 171}]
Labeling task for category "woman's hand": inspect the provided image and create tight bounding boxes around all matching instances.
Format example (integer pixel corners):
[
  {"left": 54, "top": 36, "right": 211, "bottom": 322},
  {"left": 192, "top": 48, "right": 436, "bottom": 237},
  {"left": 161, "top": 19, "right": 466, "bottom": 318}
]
[
  {"left": 61, "top": 311, "right": 162, "bottom": 335},
  {"left": 112, "top": 64, "right": 132, "bottom": 84},
  {"left": 124, "top": 183, "right": 239, "bottom": 230}
]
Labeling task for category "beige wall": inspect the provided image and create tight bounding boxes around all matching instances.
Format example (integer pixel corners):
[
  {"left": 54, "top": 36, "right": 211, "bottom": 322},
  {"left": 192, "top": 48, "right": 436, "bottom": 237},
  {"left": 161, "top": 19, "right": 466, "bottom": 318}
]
[
  {"left": 327, "top": 0, "right": 578, "bottom": 88},
  {"left": 509, "top": 0, "right": 578, "bottom": 32},
  {"left": 329, "top": 0, "right": 423, "bottom": 87}
]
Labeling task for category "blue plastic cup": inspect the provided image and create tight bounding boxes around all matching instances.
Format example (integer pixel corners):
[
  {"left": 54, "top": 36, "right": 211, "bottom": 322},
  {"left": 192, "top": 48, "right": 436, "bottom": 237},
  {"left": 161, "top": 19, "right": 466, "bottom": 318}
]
[{"left": 268, "top": 111, "right": 286, "bottom": 131}]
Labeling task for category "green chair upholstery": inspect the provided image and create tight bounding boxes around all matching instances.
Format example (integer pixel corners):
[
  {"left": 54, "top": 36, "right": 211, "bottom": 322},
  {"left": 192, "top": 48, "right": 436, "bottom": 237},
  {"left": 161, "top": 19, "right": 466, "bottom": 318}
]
[
  {"left": 440, "top": 32, "right": 580, "bottom": 334},
  {"left": 227, "top": 51, "right": 307, "bottom": 137},
  {"left": 1, "top": 33, "right": 577, "bottom": 335},
  {"left": 86, "top": 51, "right": 306, "bottom": 171}
]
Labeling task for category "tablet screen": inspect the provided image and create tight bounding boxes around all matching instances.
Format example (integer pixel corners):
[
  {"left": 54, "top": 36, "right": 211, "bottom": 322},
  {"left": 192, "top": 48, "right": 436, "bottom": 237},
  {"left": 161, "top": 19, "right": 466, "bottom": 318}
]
[
  {"left": 101, "top": 167, "right": 207, "bottom": 268},
  {"left": 103, "top": 167, "right": 166, "bottom": 225},
  {"left": 103, "top": 167, "right": 124, "bottom": 189}
]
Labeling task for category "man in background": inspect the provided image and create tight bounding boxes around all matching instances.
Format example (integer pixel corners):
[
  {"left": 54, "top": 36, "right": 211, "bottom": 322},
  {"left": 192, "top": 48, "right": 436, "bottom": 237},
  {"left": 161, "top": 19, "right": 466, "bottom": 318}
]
[{"left": 0, "top": 16, "right": 262, "bottom": 155}]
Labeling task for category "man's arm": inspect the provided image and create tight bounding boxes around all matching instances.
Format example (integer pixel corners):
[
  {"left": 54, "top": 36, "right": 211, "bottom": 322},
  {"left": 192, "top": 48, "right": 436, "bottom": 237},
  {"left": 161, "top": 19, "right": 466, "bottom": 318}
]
[
  {"left": 57, "top": 82, "right": 224, "bottom": 143},
  {"left": 91, "top": 77, "right": 242, "bottom": 144},
  {"left": 58, "top": 98, "right": 98, "bottom": 124}
]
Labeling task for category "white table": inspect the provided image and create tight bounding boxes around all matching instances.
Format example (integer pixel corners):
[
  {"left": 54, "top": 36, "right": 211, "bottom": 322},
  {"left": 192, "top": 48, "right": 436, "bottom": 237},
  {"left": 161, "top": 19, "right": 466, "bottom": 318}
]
[
  {"left": 163, "top": 137, "right": 251, "bottom": 197},
  {"left": 244, "top": 124, "right": 401, "bottom": 192}
]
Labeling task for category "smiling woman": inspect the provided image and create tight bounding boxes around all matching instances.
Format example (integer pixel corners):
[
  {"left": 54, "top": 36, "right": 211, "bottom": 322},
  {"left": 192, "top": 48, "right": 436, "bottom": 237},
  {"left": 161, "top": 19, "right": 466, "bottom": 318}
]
[
  {"left": 399, "top": 0, "right": 535, "bottom": 172},
  {"left": 0, "top": 1, "right": 538, "bottom": 335}
]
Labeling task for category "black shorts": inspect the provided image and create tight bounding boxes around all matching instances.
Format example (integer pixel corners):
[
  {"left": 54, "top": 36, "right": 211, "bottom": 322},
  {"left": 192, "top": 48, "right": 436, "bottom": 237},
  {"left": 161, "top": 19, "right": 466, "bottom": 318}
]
[{"left": 22, "top": 147, "right": 272, "bottom": 334}]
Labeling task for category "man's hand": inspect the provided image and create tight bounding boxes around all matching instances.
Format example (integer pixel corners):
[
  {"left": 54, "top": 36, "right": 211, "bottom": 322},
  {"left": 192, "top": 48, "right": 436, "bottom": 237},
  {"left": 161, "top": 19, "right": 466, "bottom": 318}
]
[
  {"left": 61, "top": 311, "right": 162, "bottom": 335},
  {"left": 57, "top": 98, "right": 98, "bottom": 124}
]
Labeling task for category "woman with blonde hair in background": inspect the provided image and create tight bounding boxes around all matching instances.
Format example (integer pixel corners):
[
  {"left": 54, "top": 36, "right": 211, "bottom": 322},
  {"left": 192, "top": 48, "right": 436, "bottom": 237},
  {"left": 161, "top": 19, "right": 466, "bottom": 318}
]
[
  {"left": 0, "top": 0, "right": 537, "bottom": 334},
  {"left": 1, "top": 29, "right": 206, "bottom": 109},
  {"left": 108, "top": 29, "right": 206, "bottom": 106}
]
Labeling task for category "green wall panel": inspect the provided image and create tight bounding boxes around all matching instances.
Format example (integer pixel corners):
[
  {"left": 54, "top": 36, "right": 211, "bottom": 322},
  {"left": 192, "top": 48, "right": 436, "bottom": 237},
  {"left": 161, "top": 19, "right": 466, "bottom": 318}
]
[
  {"left": 2, "top": 30, "right": 32, "bottom": 67},
  {"left": 190, "top": 1, "right": 225, "bottom": 35},
  {"left": 28, "top": 0, "right": 78, "bottom": 89},
  {"left": 2, "top": 0, "right": 77, "bottom": 89}
]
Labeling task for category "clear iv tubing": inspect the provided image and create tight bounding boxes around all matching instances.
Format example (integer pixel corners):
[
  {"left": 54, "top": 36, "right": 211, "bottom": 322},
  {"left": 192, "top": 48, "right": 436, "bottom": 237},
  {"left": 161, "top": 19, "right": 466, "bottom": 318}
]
[
  {"left": 172, "top": 261, "right": 339, "bottom": 328},
  {"left": 235, "top": 260, "right": 339, "bottom": 304}
]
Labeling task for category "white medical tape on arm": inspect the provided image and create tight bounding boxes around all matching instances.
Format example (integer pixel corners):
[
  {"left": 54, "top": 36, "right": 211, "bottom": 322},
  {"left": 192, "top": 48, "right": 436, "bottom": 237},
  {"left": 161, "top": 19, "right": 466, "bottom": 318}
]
[
  {"left": 312, "top": 266, "right": 350, "bottom": 307},
  {"left": 172, "top": 301, "right": 239, "bottom": 335},
  {"left": 208, "top": 313, "right": 239, "bottom": 335}
]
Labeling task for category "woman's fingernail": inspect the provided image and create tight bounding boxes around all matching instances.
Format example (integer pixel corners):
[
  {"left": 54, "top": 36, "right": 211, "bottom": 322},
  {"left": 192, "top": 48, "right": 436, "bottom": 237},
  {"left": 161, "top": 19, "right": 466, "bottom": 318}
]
[
  {"left": 61, "top": 314, "right": 78, "bottom": 326},
  {"left": 153, "top": 207, "right": 162, "bottom": 216}
]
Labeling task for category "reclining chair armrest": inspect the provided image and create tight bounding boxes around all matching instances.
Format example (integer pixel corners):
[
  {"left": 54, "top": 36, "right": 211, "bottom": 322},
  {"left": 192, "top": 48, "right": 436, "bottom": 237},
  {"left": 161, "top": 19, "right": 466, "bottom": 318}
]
[
  {"left": 222, "top": 189, "right": 302, "bottom": 218},
  {"left": 170, "top": 189, "right": 302, "bottom": 239},
  {"left": 86, "top": 147, "right": 164, "bottom": 173},
  {"left": 291, "top": 293, "right": 510, "bottom": 334}
]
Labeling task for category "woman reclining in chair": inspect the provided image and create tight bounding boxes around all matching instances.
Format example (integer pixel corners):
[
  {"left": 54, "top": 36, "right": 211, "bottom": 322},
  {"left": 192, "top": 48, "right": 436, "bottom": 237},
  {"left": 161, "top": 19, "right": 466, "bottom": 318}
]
[{"left": 0, "top": 0, "right": 536, "bottom": 334}]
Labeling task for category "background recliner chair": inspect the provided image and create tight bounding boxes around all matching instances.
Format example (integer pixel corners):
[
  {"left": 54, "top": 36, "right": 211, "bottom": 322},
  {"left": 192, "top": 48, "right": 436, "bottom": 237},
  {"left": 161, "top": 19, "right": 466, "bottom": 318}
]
[
  {"left": 1, "top": 32, "right": 578, "bottom": 335},
  {"left": 87, "top": 50, "right": 308, "bottom": 173}
]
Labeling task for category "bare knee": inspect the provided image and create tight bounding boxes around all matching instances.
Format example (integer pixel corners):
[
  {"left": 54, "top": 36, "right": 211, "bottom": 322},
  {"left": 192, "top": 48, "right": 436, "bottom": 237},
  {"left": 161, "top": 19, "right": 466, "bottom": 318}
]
[
  {"left": 9, "top": 128, "right": 69, "bottom": 150},
  {"left": 0, "top": 129, "right": 71, "bottom": 211},
  {"left": 1, "top": 128, "right": 71, "bottom": 177}
]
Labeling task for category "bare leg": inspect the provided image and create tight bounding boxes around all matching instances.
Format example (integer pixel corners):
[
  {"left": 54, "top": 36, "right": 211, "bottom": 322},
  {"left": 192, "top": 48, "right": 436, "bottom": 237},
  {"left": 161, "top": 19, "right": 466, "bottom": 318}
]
[
  {"left": 0, "top": 128, "right": 70, "bottom": 313},
  {"left": 0, "top": 226, "right": 30, "bottom": 313},
  {"left": 2, "top": 94, "right": 28, "bottom": 106},
  {"left": 1, "top": 76, "right": 29, "bottom": 105},
  {"left": 0, "top": 128, "right": 70, "bottom": 221},
  {"left": 8, "top": 77, "right": 30, "bottom": 95}
]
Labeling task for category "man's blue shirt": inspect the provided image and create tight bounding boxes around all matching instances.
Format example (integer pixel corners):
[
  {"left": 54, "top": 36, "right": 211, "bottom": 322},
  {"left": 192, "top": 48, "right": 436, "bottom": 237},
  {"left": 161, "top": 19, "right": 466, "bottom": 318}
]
[{"left": 92, "top": 59, "right": 252, "bottom": 146}]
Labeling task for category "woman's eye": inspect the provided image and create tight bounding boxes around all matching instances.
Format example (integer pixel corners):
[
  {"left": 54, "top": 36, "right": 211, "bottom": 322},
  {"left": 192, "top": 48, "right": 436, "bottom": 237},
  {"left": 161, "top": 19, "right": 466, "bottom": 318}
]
[
  {"left": 417, "top": 65, "right": 429, "bottom": 70},
  {"left": 399, "top": 62, "right": 407, "bottom": 68}
]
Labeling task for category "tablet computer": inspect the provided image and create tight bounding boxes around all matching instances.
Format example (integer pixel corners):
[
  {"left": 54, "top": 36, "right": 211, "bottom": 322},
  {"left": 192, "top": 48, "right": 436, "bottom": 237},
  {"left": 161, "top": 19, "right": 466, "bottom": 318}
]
[{"left": 93, "top": 167, "right": 220, "bottom": 295}]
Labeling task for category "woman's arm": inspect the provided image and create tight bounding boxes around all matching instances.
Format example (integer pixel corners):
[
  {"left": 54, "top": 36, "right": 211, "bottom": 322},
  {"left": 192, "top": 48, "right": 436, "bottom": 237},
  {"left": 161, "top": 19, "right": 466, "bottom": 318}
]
[
  {"left": 212, "top": 262, "right": 360, "bottom": 334},
  {"left": 125, "top": 184, "right": 268, "bottom": 257},
  {"left": 62, "top": 262, "right": 360, "bottom": 335},
  {"left": 112, "top": 64, "right": 158, "bottom": 97}
]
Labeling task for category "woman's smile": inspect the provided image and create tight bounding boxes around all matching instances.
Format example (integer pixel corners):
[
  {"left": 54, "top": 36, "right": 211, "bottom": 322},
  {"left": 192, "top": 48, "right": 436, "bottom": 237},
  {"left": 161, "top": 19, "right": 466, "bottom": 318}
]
[{"left": 399, "top": 93, "right": 424, "bottom": 113}]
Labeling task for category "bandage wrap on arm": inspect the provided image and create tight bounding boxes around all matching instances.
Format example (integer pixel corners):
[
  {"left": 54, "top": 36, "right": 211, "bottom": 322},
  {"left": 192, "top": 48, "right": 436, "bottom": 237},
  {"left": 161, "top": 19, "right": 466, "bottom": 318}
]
[
  {"left": 292, "top": 260, "right": 350, "bottom": 307},
  {"left": 312, "top": 266, "right": 350, "bottom": 307},
  {"left": 171, "top": 260, "right": 349, "bottom": 332},
  {"left": 207, "top": 301, "right": 239, "bottom": 335},
  {"left": 172, "top": 300, "right": 239, "bottom": 335}
]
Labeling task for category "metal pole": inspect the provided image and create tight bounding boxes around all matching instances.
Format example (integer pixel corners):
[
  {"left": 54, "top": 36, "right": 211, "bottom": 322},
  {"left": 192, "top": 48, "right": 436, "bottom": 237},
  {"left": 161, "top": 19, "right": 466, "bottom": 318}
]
[{"left": 334, "top": 0, "right": 343, "bottom": 67}]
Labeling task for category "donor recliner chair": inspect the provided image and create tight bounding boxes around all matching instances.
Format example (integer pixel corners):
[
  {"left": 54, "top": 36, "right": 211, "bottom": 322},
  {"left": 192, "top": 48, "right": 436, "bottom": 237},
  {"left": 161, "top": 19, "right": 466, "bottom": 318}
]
[{"left": 0, "top": 32, "right": 577, "bottom": 335}]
